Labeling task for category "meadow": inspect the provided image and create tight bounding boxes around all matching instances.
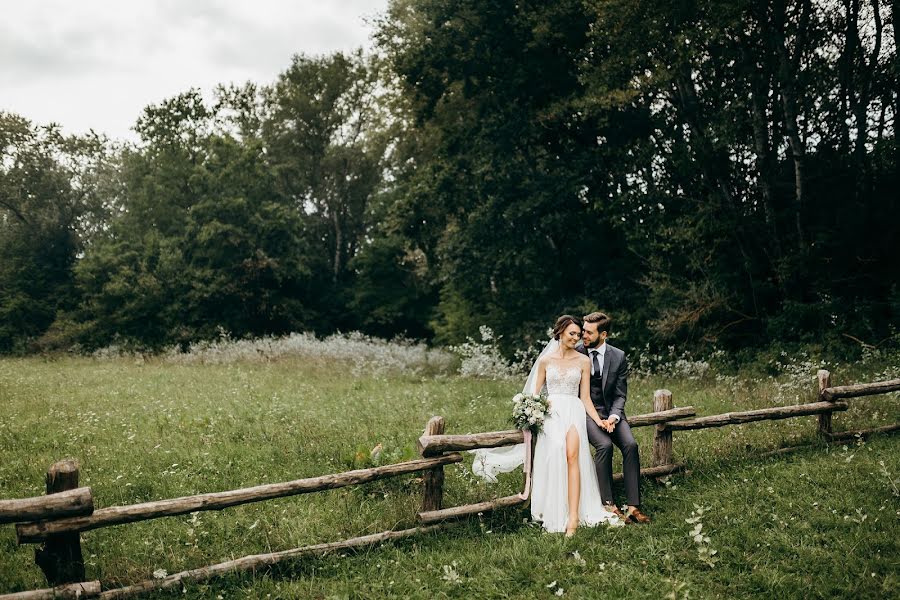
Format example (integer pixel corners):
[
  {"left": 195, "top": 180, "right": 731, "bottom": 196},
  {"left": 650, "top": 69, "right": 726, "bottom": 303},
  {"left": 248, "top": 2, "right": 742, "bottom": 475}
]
[{"left": 0, "top": 338, "right": 898, "bottom": 599}]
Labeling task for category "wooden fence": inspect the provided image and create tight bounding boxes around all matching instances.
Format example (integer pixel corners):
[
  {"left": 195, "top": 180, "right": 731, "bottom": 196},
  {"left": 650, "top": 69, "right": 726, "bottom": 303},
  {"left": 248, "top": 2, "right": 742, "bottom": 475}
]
[{"left": 1, "top": 369, "right": 897, "bottom": 599}]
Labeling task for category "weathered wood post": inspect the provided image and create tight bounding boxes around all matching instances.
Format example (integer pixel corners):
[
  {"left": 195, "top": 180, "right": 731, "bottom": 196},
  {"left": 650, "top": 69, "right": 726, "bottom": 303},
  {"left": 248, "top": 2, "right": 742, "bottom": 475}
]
[
  {"left": 817, "top": 370, "right": 833, "bottom": 438},
  {"left": 421, "top": 416, "right": 445, "bottom": 512},
  {"left": 34, "top": 460, "right": 85, "bottom": 585},
  {"left": 652, "top": 390, "right": 674, "bottom": 467}
]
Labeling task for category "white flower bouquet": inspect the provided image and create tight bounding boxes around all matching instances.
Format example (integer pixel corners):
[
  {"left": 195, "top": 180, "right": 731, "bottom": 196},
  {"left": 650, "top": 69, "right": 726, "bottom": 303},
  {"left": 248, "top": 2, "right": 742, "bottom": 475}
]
[{"left": 511, "top": 392, "right": 551, "bottom": 434}]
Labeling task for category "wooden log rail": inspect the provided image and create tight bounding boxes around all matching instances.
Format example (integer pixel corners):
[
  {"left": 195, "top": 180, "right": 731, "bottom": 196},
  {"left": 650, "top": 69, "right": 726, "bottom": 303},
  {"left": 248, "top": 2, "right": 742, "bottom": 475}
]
[
  {"left": 825, "top": 423, "right": 900, "bottom": 442},
  {"left": 417, "top": 463, "right": 686, "bottom": 525},
  {"left": 821, "top": 378, "right": 900, "bottom": 401},
  {"left": 94, "top": 525, "right": 451, "bottom": 600},
  {"left": 662, "top": 401, "right": 849, "bottom": 431},
  {"left": 419, "top": 495, "right": 526, "bottom": 525},
  {"left": 0, "top": 488, "right": 93, "bottom": 525},
  {"left": 16, "top": 454, "right": 462, "bottom": 544},
  {"left": 418, "top": 406, "right": 697, "bottom": 457},
  {"left": 0, "top": 581, "right": 101, "bottom": 600}
]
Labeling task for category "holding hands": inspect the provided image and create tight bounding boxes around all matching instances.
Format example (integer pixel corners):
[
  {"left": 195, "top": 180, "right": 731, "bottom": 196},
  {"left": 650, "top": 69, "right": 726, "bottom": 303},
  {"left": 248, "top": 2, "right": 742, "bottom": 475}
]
[{"left": 593, "top": 417, "right": 616, "bottom": 433}]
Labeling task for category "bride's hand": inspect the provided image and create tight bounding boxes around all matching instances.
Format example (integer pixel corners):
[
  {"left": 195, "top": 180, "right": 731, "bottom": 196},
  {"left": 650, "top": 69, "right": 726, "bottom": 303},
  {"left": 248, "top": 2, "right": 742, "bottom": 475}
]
[{"left": 593, "top": 416, "right": 605, "bottom": 428}]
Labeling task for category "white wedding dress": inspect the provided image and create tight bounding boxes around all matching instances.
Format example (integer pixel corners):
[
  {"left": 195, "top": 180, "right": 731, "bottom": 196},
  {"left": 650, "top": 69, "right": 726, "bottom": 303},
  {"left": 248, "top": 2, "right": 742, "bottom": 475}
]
[
  {"left": 530, "top": 362, "right": 621, "bottom": 532},
  {"left": 471, "top": 339, "right": 620, "bottom": 533}
]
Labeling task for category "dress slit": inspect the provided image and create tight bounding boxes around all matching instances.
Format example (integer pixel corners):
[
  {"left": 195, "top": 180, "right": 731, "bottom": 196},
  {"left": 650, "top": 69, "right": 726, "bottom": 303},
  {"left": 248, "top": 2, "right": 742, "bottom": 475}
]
[{"left": 565, "top": 424, "right": 580, "bottom": 459}]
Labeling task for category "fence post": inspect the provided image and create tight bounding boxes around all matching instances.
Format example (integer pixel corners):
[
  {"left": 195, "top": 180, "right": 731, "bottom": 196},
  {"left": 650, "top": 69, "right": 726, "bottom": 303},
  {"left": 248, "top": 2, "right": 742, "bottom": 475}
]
[
  {"left": 817, "top": 370, "right": 833, "bottom": 438},
  {"left": 652, "top": 390, "right": 674, "bottom": 467},
  {"left": 421, "top": 416, "right": 445, "bottom": 512},
  {"left": 35, "top": 460, "right": 85, "bottom": 585}
]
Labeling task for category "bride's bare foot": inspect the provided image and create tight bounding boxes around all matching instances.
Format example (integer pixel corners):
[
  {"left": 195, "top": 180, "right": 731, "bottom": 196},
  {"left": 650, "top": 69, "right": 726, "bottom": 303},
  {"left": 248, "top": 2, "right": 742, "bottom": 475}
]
[{"left": 565, "top": 519, "right": 578, "bottom": 537}]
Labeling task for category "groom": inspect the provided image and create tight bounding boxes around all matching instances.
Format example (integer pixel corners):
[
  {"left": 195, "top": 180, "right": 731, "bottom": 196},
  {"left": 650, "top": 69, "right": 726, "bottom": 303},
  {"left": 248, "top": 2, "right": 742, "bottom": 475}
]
[{"left": 579, "top": 312, "right": 651, "bottom": 524}]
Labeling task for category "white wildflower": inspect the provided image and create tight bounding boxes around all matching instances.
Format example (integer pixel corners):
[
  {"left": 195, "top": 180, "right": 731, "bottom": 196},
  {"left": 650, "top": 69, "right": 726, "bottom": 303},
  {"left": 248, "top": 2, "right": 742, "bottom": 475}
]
[{"left": 441, "top": 562, "right": 462, "bottom": 584}]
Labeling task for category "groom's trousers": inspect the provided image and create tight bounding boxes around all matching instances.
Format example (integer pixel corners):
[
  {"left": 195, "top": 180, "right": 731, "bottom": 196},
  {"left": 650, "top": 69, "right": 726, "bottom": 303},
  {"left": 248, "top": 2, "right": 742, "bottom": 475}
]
[{"left": 585, "top": 418, "right": 641, "bottom": 507}]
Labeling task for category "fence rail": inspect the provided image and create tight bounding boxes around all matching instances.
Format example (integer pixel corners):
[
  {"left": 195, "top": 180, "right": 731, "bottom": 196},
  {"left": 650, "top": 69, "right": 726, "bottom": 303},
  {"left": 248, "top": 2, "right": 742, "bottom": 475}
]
[
  {"left": 1, "top": 369, "right": 897, "bottom": 599},
  {"left": 96, "top": 525, "right": 450, "bottom": 600},
  {"left": 16, "top": 454, "right": 462, "bottom": 544},
  {"left": 417, "top": 406, "right": 698, "bottom": 456},
  {"left": 0, "top": 488, "right": 93, "bottom": 526},
  {"left": 661, "top": 401, "right": 849, "bottom": 431},
  {"left": 0, "top": 581, "right": 101, "bottom": 600},
  {"left": 821, "top": 378, "right": 900, "bottom": 401}
]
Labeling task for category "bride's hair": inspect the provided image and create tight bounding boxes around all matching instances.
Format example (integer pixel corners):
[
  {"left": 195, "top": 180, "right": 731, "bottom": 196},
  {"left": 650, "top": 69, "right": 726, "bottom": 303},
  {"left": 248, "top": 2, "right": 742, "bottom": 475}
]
[{"left": 551, "top": 314, "right": 583, "bottom": 340}]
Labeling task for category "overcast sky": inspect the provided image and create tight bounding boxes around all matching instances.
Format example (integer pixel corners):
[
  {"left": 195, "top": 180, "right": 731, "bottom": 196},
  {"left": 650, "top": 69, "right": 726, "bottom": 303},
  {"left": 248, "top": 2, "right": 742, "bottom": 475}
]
[{"left": 1, "top": 0, "right": 389, "bottom": 141}]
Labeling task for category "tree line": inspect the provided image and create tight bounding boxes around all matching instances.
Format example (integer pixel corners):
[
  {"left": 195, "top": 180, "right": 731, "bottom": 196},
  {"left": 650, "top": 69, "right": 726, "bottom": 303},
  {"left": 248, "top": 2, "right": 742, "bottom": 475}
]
[{"left": 1, "top": 0, "right": 897, "bottom": 356}]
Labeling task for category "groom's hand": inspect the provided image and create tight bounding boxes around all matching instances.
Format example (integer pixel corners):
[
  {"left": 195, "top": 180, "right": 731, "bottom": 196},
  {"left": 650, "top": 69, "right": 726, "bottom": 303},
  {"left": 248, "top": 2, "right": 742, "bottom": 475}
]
[{"left": 595, "top": 418, "right": 613, "bottom": 433}]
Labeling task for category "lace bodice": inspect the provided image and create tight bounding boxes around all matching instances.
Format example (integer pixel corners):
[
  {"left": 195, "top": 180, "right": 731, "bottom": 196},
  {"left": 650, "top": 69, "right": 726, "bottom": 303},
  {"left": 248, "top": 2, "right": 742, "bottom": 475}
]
[{"left": 545, "top": 363, "right": 582, "bottom": 396}]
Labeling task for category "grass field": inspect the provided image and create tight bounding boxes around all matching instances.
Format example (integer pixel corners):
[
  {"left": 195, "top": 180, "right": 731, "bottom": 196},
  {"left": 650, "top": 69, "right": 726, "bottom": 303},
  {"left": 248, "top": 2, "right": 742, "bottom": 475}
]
[{"left": 1, "top": 347, "right": 898, "bottom": 599}]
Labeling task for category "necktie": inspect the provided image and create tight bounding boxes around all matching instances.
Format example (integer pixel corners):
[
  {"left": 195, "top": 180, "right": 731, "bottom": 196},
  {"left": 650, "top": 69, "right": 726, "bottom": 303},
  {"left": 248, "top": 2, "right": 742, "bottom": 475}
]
[{"left": 591, "top": 350, "right": 600, "bottom": 376}]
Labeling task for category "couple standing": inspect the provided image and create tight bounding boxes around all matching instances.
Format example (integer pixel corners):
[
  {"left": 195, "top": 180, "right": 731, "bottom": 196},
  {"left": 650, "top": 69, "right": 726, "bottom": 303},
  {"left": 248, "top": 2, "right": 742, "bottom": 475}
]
[{"left": 475, "top": 312, "right": 650, "bottom": 535}]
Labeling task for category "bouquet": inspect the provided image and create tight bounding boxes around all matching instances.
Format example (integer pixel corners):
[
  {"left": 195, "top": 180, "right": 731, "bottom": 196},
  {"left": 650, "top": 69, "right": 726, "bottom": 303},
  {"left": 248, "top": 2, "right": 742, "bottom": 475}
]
[{"left": 511, "top": 392, "right": 551, "bottom": 434}]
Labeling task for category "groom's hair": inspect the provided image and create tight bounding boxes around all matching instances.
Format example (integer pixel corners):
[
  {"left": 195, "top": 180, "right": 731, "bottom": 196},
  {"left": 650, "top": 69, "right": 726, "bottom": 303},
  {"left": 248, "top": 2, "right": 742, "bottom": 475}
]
[
  {"left": 552, "top": 314, "right": 583, "bottom": 340},
  {"left": 583, "top": 312, "right": 611, "bottom": 334}
]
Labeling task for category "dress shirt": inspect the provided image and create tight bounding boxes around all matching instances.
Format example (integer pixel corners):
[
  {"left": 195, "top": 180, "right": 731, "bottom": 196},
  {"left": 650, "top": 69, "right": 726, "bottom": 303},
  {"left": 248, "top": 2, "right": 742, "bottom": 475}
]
[
  {"left": 589, "top": 342, "right": 619, "bottom": 423},
  {"left": 588, "top": 342, "right": 606, "bottom": 376}
]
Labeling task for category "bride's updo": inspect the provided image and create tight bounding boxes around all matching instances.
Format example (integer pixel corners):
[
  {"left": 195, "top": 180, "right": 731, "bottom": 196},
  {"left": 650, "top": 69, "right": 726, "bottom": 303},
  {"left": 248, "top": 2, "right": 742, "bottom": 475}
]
[{"left": 551, "top": 314, "right": 583, "bottom": 340}]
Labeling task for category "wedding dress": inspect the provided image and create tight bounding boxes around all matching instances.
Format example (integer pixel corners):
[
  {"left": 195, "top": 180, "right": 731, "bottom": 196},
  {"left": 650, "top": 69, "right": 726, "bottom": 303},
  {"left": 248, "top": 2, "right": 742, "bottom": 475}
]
[
  {"left": 530, "top": 361, "right": 620, "bottom": 532},
  {"left": 472, "top": 340, "right": 620, "bottom": 533}
]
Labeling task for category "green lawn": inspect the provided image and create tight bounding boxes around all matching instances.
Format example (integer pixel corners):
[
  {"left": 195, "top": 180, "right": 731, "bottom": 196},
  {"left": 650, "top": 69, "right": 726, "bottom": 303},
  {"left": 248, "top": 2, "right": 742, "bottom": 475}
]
[{"left": 1, "top": 354, "right": 898, "bottom": 599}]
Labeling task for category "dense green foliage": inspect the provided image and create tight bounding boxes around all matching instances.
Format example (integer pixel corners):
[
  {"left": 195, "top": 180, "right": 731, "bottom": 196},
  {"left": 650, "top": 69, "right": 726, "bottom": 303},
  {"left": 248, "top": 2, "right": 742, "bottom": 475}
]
[
  {"left": 1, "top": 354, "right": 897, "bottom": 597},
  {"left": 1, "top": 0, "right": 897, "bottom": 354}
]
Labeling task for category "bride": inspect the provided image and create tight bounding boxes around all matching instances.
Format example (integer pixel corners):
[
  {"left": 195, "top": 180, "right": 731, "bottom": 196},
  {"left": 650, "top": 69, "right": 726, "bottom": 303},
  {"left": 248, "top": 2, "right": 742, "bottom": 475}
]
[{"left": 474, "top": 315, "right": 621, "bottom": 535}]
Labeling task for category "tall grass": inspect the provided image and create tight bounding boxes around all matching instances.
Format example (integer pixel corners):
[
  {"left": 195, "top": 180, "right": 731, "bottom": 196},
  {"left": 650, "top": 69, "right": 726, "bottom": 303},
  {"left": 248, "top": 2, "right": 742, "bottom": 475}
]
[{"left": 0, "top": 337, "right": 897, "bottom": 598}]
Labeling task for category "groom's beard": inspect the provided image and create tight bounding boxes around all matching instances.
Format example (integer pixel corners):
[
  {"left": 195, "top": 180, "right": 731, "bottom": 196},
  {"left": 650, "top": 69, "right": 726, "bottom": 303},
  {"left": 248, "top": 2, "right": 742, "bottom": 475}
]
[{"left": 583, "top": 338, "right": 601, "bottom": 349}]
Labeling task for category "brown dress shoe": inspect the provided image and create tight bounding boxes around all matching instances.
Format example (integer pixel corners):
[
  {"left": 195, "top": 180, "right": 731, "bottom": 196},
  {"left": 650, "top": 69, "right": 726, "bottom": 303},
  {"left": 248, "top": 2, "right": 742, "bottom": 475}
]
[
  {"left": 604, "top": 504, "right": 629, "bottom": 523},
  {"left": 625, "top": 506, "right": 651, "bottom": 524}
]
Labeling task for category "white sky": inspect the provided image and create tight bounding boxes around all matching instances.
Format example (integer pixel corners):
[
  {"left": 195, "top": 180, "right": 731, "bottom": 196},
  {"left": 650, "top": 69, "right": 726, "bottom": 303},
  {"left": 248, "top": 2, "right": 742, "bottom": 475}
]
[{"left": 1, "top": 0, "right": 389, "bottom": 141}]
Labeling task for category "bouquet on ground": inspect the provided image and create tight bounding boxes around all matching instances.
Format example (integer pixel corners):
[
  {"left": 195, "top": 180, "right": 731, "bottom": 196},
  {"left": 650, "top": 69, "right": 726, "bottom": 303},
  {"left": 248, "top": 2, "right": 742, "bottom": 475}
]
[{"left": 511, "top": 392, "right": 551, "bottom": 434}]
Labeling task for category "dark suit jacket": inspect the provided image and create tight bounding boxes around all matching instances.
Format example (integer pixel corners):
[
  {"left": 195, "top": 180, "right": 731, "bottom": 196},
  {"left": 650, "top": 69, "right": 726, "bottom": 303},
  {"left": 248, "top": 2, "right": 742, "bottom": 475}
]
[{"left": 578, "top": 343, "right": 629, "bottom": 422}]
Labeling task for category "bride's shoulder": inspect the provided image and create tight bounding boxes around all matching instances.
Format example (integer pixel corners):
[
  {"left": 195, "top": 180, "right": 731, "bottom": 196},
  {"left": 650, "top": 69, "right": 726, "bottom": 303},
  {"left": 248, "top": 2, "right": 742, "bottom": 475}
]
[{"left": 576, "top": 353, "right": 591, "bottom": 365}]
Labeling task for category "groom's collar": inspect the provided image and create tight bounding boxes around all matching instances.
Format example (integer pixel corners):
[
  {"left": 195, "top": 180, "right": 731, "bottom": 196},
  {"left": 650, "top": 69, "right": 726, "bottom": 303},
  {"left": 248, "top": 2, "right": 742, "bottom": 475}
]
[{"left": 587, "top": 341, "right": 606, "bottom": 354}]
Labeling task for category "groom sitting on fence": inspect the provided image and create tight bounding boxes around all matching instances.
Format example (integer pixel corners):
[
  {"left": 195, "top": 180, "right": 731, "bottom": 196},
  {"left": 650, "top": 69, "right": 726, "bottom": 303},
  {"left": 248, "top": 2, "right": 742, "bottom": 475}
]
[{"left": 579, "top": 312, "right": 651, "bottom": 524}]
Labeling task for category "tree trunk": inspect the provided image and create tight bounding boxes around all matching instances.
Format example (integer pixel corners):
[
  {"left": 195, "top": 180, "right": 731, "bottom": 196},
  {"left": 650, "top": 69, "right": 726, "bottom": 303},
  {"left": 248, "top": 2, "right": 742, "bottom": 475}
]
[
  {"left": 331, "top": 207, "right": 343, "bottom": 283},
  {"left": 743, "top": 6, "right": 782, "bottom": 258},
  {"left": 893, "top": 0, "right": 900, "bottom": 182},
  {"left": 851, "top": 0, "right": 883, "bottom": 201},
  {"left": 773, "top": 0, "right": 809, "bottom": 247},
  {"left": 672, "top": 69, "right": 735, "bottom": 211},
  {"left": 838, "top": 0, "right": 859, "bottom": 154}
]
